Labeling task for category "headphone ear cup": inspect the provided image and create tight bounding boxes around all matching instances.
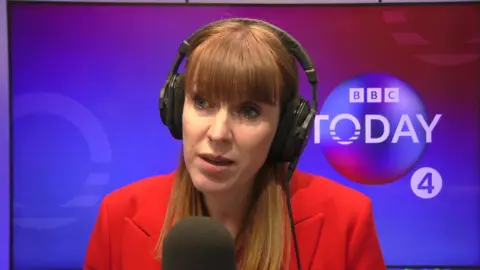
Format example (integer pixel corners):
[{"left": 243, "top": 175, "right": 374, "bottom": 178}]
[
  {"left": 159, "top": 73, "right": 185, "bottom": 140},
  {"left": 159, "top": 78, "right": 172, "bottom": 128},
  {"left": 268, "top": 99, "right": 297, "bottom": 162},
  {"left": 171, "top": 74, "right": 185, "bottom": 140},
  {"left": 159, "top": 74, "right": 176, "bottom": 130},
  {"left": 283, "top": 99, "right": 314, "bottom": 162},
  {"left": 269, "top": 98, "right": 313, "bottom": 163}
]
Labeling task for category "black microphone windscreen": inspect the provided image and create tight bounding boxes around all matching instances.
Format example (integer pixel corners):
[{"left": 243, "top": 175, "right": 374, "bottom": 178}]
[{"left": 162, "top": 216, "right": 236, "bottom": 270}]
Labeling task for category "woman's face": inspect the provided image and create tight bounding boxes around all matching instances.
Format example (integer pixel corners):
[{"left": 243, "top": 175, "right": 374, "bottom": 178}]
[{"left": 182, "top": 93, "right": 280, "bottom": 196}]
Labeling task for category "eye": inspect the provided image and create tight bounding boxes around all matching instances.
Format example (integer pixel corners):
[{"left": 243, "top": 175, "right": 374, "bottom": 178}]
[
  {"left": 241, "top": 104, "right": 260, "bottom": 119},
  {"left": 193, "top": 95, "right": 210, "bottom": 109}
]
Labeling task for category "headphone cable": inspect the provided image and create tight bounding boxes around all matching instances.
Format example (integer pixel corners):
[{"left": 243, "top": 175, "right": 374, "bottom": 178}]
[{"left": 285, "top": 160, "right": 302, "bottom": 270}]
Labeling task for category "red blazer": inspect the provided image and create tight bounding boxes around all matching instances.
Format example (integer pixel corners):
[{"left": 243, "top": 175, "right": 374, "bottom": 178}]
[{"left": 84, "top": 170, "right": 386, "bottom": 270}]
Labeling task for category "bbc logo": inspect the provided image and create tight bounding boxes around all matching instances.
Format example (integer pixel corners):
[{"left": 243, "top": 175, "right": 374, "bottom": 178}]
[{"left": 349, "top": 88, "right": 400, "bottom": 103}]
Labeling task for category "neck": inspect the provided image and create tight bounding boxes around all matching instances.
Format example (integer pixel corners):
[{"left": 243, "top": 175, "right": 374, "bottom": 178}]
[{"left": 202, "top": 188, "right": 252, "bottom": 238}]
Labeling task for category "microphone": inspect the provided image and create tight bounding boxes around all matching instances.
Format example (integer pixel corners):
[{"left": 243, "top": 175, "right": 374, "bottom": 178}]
[{"left": 162, "top": 216, "right": 237, "bottom": 270}]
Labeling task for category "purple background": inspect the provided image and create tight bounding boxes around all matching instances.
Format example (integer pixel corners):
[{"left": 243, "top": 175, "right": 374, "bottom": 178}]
[{"left": 7, "top": 2, "right": 480, "bottom": 269}]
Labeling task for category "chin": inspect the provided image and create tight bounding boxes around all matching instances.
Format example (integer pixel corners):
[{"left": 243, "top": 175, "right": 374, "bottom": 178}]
[{"left": 189, "top": 170, "right": 232, "bottom": 194}]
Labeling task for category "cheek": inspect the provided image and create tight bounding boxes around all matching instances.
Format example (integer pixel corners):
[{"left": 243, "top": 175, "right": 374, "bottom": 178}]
[
  {"left": 182, "top": 107, "right": 206, "bottom": 157},
  {"left": 182, "top": 109, "right": 195, "bottom": 157},
  {"left": 182, "top": 106, "right": 197, "bottom": 142},
  {"left": 240, "top": 125, "right": 277, "bottom": 163}
]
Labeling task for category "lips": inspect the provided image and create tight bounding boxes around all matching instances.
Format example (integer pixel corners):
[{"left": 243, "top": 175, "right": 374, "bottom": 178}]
[{"left": 199, "top": 154, "right": 234, "bottom": 166}]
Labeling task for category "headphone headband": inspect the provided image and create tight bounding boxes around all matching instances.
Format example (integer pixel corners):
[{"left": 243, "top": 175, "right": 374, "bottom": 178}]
[{"left": 164, "top": 18, "right": 318, "bottom": 112}]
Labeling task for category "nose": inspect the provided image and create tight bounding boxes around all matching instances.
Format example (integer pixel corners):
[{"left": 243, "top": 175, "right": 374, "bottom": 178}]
[{"left": 206, "top": 108, "right": 232, "bottom": 142}]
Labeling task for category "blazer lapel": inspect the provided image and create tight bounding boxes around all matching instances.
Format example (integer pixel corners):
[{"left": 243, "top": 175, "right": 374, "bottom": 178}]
[
  {"left": 120, "top": 173, "right": 176, "bottom": 270},
  {"left": 290, "top": 170, "right": 325, "bottom": 270},
  {"left": 292, "top": 213, "right": 324, "bottom": 270},
  {"left": 121, "top": 217, "right": 161, "bottom": 270}
]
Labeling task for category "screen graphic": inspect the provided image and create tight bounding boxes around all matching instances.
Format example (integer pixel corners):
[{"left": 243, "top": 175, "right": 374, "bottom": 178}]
[
  {"left": 316, "top": 73, "right": 442, "bottom": 189},
  {"left": 8, "top": 3, "right": 480, "bottom": 269}
]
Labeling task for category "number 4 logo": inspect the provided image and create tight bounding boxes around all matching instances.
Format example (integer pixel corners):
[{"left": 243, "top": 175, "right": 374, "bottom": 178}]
[
  {"left": 411, "top": 167, "right": 443, "bottom": 199},
  {"left": 418, "top": 172, "right": 435, "bottom": 193}
]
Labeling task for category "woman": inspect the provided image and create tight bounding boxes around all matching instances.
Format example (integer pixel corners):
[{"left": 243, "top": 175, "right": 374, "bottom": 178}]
[{"left": 84, "top": 18, "right": 385, "bottom": 270}]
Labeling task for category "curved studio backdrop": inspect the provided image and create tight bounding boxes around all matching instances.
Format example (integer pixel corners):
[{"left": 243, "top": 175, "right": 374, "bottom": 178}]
[{"left": 8, "top": 2, "right": 480, "bottom": 269}]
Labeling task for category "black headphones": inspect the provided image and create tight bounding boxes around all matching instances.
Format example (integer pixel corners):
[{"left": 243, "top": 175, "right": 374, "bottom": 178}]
[{"left": 159, "top": 18, "right": 318, "bottom": 164}]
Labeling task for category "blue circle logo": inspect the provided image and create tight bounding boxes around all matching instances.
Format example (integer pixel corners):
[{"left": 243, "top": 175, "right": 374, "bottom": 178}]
[
  {"left": 13, "top": 92, "right": 112, "bottom": 229},
  {"left": 314, "top": 73, "right": 442, "bottom": 185}
]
